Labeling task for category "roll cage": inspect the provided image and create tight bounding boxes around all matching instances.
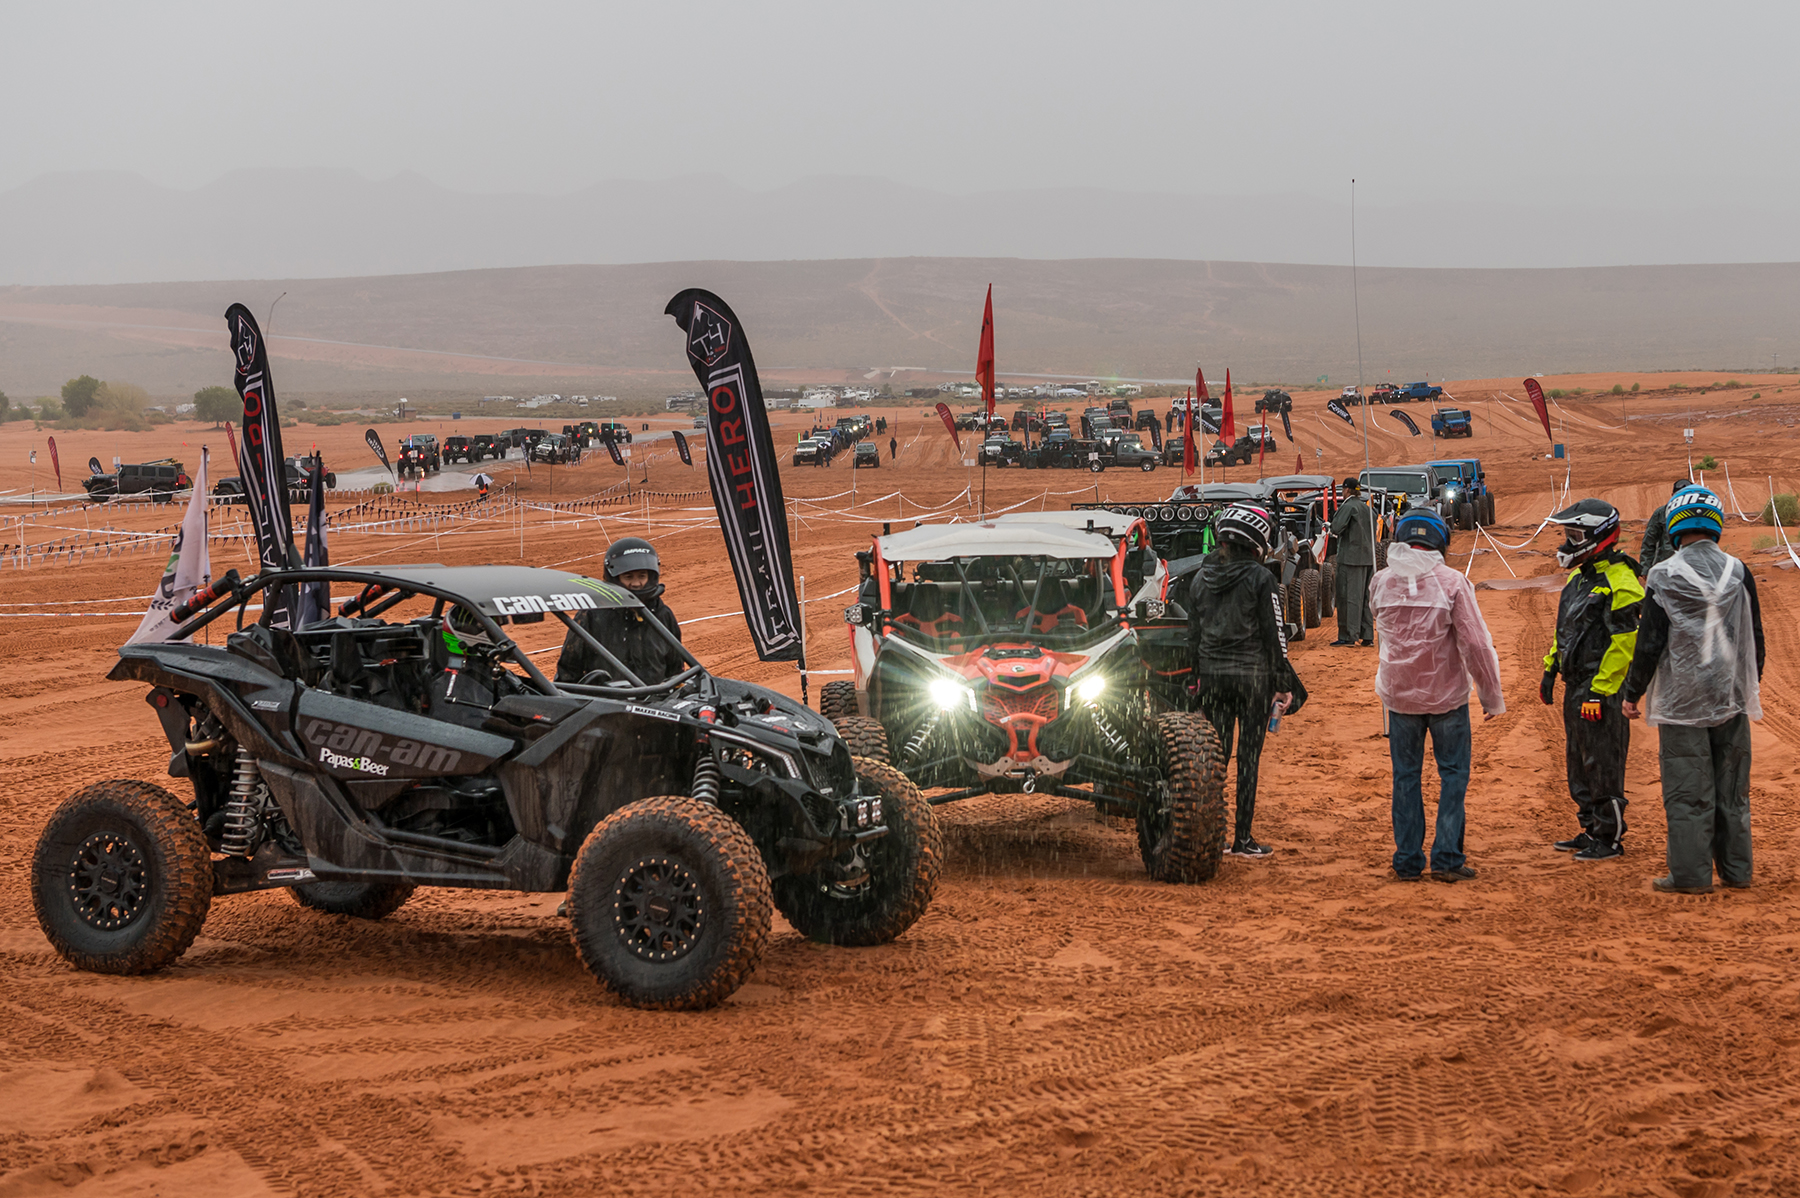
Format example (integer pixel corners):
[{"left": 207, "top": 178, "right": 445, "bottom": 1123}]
[{"left": 169, "top": 564, "right": 706, "bottom": 703}]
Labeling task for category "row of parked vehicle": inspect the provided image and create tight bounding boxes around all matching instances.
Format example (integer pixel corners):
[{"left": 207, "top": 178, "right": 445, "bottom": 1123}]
[{"left": 793, "top": 415, "right": 878, "bottom": 465}]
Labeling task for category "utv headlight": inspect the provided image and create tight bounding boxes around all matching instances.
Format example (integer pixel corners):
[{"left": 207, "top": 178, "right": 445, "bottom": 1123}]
[
  {"left": 929, "top": 678, "right": 975, "bottom": 711},
  {"left": 1074, "top": 675, "right": 1106, "bottom": 703}
]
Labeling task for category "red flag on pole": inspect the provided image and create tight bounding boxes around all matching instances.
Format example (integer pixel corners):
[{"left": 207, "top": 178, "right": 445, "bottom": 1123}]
[
  {"left": 976, "top": 285, "right": 996, "bottom": 421},
  {"left": 935, "top": 401, "right": 962, "bottom": 453},
  {"left": 1523, "top": 378, "right": 1555, "bottom": 442},
  {"left": 1196, "top": 367, "right": 1211, "bottom": 404},
  {"left": 47, "top": 435, "right": 62, "bottom": 491},
  {"left": 1297, "top": 452, "right": 1304, "bottom": 473},
  {"left": 1182, "top": 389, "right": 1197, "bottom": 475},
  {"left": 1222, "top": 369, "right": 1236, "bottom": 442}
]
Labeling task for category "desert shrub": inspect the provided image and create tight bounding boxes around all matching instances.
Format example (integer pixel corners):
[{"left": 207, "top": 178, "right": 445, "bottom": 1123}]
[
  {"left": 372, "top": 481, "right": 394, "bottom": 495},
  {"left": 1761, "top": 493, "right": 1800, "bottom": 527},
  {"left": 193, "top": 385, "right": 239, "bottom": 425},
  {"left": 1547, "top": 389, "right": 1566, "bottom": 400},
  {"left": 1699, "top": 455, "right": 1718, "bottom": 470},
  {"left": 1751, "top": 392, "right": 1760, "bottom": 399},
  {"left": 1722, "top": 380, "right": 1741, "bottom": 389},
  {"left": 1753, "top": 535, "right": 1776, "bottom": 550},
  {"left": 146, "top": 410, "right": 173, "bottom": 425},
  {"left": 36, "top": 398, "right": 65, "bottom": 421},
  {"left": 1670, "top": 383, "right": 1687, "bottom": 392},
  {"left": 61, "top": 375, "right": 101, "bottom": 416},
  {"left": 1611, "top": 384, "right": 1624, "bottom": 395},
  {"left": 1631, "top": 382, "right": 1641, "bottom": 392}
]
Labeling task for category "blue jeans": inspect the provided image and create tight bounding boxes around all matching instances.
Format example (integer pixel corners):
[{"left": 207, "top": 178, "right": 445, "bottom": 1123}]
[{"left": 1388, "top": 705, "right": 1471, "bottom": 874}]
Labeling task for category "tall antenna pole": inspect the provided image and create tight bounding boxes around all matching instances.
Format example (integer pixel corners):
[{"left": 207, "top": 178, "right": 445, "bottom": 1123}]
[{"left": 1351, "top": 179, "right": 1369, "bottom": 471}]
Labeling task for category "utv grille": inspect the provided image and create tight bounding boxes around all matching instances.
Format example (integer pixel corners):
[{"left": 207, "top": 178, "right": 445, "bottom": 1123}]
[{"left": 980, "top": 685, "right": 1059, "bottom": 725}]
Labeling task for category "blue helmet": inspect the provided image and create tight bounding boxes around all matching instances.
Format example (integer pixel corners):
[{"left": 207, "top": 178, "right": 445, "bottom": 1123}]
[
  {"left": 1666, "top": 485, "right": 1725, "bottom": 542},
  {"left": 1394, "top": 508, "right": 1450, "bottom": 553}
]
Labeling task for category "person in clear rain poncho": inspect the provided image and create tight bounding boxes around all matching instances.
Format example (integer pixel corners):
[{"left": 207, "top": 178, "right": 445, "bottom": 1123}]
[
  {"left": 1370, "top": 509, "right": 1505, "bottom": 883},
  {"left": 1622, "top": 486, "right": 1765, "bottom": 895}
]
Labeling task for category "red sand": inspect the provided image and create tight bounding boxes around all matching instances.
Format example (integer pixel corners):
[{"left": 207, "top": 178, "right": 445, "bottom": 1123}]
[{"left": 3, "top": 381, "right": 1799, "bottom": 1196}]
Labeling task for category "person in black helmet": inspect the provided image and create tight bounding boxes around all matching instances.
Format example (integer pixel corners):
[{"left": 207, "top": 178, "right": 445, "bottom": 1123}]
[
  {"left": 1187, "top": 502, "right": 1307, "bottom": 858},
  {"left": 1541, "top": 497, "right": 1643, "bottom": 861},
  {"left": 555, "top": 537, "right": 685, "bottom": 686}
]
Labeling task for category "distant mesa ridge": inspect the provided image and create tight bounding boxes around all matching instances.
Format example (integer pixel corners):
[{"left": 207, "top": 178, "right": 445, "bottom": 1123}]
[{"left": 3, "top": 168, "right": 1799, "bottom": 285}]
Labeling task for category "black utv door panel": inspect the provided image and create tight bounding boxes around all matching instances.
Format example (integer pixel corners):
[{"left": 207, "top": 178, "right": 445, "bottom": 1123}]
[{"left": 295, "top": 691, "right": 515, "bottom": 782}]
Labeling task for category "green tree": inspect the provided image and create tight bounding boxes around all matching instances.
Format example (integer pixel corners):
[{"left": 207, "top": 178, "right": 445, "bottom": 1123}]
[
  {"left": 193, "top": 385, "right": 239, "bottom": 426},
  {"left": 62, "top": 375, "right": 101, "bottom": 417},
  {"left": 0, "top": 390, "right": 9, "bottom": 420}
]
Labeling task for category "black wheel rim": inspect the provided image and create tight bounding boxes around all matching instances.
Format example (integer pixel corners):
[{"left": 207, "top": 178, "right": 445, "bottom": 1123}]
[
  {"left": 612, "top": 856, "right": 704, "bottom": 962},
  {"left": 68, "top": 830, "right": 150, "bottom": 931}
]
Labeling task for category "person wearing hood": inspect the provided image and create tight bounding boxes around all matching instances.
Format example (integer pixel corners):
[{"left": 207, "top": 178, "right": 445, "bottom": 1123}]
[
  {"left": 555, "top": 537, "right": 685, "bottom": 686},
  {"left": 1370, "top": 509, "right": 1505, "bottom": 883},
  {"left": 1187, "top": 503, "right": 1307, "bottom": 858},
  {"left": 1621, "top": 486, "right": 1765, "bottom": 895},
  {"left": 1540, "top": 499, "right": 1643, "bottom": 861}
]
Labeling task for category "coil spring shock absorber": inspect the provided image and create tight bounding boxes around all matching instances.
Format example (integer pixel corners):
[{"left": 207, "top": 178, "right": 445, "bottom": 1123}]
[
  {"left": 1089, "top": 705, "right": 1128, "bottom": 755},
  {"left": 690, "top": 746, "right": 722, "bottom": 805},
  {"left": 903, "top": 711, "right": 940, "bottom": 762},
  {"left": 221, "top": 745, "right": 267, "bottom": 857}
]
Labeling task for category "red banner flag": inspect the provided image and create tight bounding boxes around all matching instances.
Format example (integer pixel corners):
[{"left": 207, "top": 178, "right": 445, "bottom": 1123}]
[
  {"left": 1523, "top": 378, "right": 1555, "bottom": 442},
  {"left": 1195, "top": 367, "right": 1211, "bottom": 403},
  {"left": 1297, "top": 452, "right": 1304, "bottom": 473},
  {"left": 1221, "top": 369, "right": 1236, "bottom": 442},
  {"left": 976, "top": 285, "right": 996, "bottom": 420},
  {"left": 1182, "top": 389, "right": 1197, "bottom": 476},
  {"left": 47, "top": 435, "right": 62, "bottom": 491},
  {"left": 935, "top": 401, "right": 962, "bottom": 453}
]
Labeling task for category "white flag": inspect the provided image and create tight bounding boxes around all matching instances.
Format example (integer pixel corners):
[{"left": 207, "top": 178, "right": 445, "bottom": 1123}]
[{"left": 128, "top": 449, "right": 212, "bottom": 644}]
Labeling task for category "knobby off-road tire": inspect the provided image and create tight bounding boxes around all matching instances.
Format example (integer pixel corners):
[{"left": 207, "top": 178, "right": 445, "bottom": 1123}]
[
  {"left": 1456, "top": 501, "right": 1474, "bottom": 531},
  {"left": 818, "top": 680, "right": 859, "bottom": 723},
  {"left": 1375, "top": 540, "right": 1390, "bottom": 571},
  {"left": 773, "top": 758, "right": 943, "bottom": 947},
  {"left": 1319, "top": 560, "right": 1337, "bottom": 618},
  {"left": 832, "top": 714, "right": 892, "bottom": 764},
  {"left": 1483, "top": 494, "right": 1496, "bottom": 525},
  {"left": 1283, "top": 578, "right": 1307, "bottom": 642},
  {"left": 567, "top": 796, "right": 772, "bottom": 1011},
  {"left": 32, "top": 780, "right": 213, "bottom": 975},
  {"left": 290, "top": 880, "right": 416, "bottom": 919},
  {"left": 1299, "top": 567, "right": 1323, "bottom": 629},
  {"left": 1137, "top": 713, "right": 1228, "bottom": 884}
]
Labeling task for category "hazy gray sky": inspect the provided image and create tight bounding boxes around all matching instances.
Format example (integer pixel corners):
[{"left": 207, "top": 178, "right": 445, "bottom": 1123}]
[{"left": 5, "top": 0, "right": 1795, "bottom": 209}]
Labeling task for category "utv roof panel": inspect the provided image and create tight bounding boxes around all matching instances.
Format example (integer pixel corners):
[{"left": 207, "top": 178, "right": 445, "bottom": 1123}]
[
  {"left": 294, "top": 565, "right": 641, "bottom": 616},
  {"left": 989, "top": 510, "right": 1142, "bottom": 538},
  {"left": 877, "top": 521, "right": 1118, "bottom": 562}
]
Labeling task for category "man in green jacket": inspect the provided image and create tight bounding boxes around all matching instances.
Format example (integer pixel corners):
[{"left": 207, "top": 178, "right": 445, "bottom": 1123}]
[
  {"left": 1329, "top": 478, "right": 1377, "bottom": 646},
  {"left": 1541, "top": 499, "right": 1643, "bottom": 860}
]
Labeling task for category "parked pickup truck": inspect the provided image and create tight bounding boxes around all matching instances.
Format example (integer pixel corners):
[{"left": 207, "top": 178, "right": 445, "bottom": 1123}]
[
  {"left": 1430, "top": 408, "right": 1473, "bottom": 438},
  {"left": 1092, "top": 431, "right": 1158, "bottom": 472},
  {"left": 1399, "top": 381, "right": 1444, "bottom": 402}
]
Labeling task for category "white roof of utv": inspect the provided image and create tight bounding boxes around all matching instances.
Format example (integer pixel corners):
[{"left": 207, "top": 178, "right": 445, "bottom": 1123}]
[
  {"left": 877, "top": 520, "right": 1118, "bottom": 562},
  {"left": 989, "top": 510, "right": 1141, "bottom": 538}
]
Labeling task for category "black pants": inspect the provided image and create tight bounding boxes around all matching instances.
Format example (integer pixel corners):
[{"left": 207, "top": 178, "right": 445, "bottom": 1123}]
[
  {"left": 1196, "top": 680, "right": 1271, "bottom": 844},
  {"left": 1563, "top": 691, "right": 1630, "bottom": 845},
  {"left": 1658, "top": 715, "right": 1752, "bottom": 888}
]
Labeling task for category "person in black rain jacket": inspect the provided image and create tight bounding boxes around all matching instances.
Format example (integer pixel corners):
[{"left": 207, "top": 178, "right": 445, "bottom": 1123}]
[{"left": 555, "top": 537, "right": 685, "bottom": 686}]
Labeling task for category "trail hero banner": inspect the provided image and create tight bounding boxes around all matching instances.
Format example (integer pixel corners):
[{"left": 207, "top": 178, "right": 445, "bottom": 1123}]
[
  {"left": 225, "top": 303, "right": 299, "bottom": 629},
  {"left": 664, "top": 289, "right": 804, "bottom": 662}
]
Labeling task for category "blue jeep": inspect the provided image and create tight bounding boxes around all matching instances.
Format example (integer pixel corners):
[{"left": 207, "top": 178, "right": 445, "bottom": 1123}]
[
  {"left": 1430, "top": 407, "right": 1472, "bottom": 437},
  {"left": 1427, "top": 458, "right": 1493, "bottom": 528}
]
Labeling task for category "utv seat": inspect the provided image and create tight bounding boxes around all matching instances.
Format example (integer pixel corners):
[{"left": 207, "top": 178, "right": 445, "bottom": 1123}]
[
  {"left": 1017, "top": 576, "right": 1088, "bottom": 634},
  {"left": 894, "top": 582, "right": 965, "bottom": 642}
]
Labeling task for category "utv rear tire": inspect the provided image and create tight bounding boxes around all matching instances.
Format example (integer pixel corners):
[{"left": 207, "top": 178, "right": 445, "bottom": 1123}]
[
  {"left": 291, "top": 880, "right": 415, "bottom": 919},
  {"left": 1319, "top": 561, "right": 1336, "bottom": 618},
  {"left": 1375, "top": 540, "right": 1389, "bottom": 571},
  {"left": 773, "top": 759, "right": 942, "bottom": 947},
  {"left": 1299, "top": 568, "right": 1322, "bottom": 628},
  {"left": 833, "top": 715, "right": 892, "bottom": 764},
  {"left": 567, "top": 796, "right": 772, "bottom": 1011},
  {"left": 1137, "top": 714, "right": 1228, "bottom": 883},
  {"left": 1283, "top": 578, "right": 1307, "bottom": 641},
  {"left": 819, "top": 680, "right": 859, "bottom": 723},
  {"left": 31, "top": 780, "right": 213, "bottom": 975}
]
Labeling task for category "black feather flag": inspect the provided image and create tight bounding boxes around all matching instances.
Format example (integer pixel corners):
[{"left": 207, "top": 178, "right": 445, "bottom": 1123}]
[
  {"left": 1280, "top": 409, "right": 1294, "bottom": 441},
  {"left": 665, "top": 289, "right": 803, "bottom": 661},
  {"left": 1326, "top": 397, "right": 1356, "bottom": 426},
  {"left": 1392, "top": 410, "right": 1422, "bottom": 436},
  {"left": 224, "top": 303, "right": 298, "bottom": 627},
  {"left": 672, "top": 430, "right": 693, "bottom": 466}
]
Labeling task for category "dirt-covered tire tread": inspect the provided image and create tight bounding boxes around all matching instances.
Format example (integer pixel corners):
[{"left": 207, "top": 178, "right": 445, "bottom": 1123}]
[
  {"left": 818, "top": 680, "right": 859, "bottom": 723},
  {"left": 290, "top": 880, "right": 416, "bottom": 919},
  {"left": 1300, "top": 567, "right": 1322, "bottom": 628},
  {"left": 772, "top": 758, "right": 942, "bottom": 947},
  {"left": 566, "top": 795, "right": 772, "bottom": 1011},
  {"left": 31, "top": 779, "right": 213, "bottom": 975},
  {"left": 1320, "top": 560, "right": 1336, "bottom": 618},
  {"left": 1138, "top": 713, "right": 1228, "bottom": 884},
  {"left": 832, "top": 714, "right": 892, "bottom": 764}
]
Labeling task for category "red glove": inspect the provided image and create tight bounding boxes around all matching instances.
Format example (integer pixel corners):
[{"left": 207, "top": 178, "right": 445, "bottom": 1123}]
[{"left": 1581, "top": 700, "right": 1603, "bottom": 721}]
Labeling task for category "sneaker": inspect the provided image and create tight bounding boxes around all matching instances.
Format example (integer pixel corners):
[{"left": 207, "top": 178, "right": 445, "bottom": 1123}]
[
  {"left": 1553, "top": 832, "right": 1593, "bottom": 853},
  {"left": 1430, "top": 864, "right": 1477, "bottom": 883},
  {"left": 1229, "top": 838, "right": 1275, "bottom": 858},
  {"left": 1573, "top": 841, "right": 1624, "bottom": 861},
  {"left": 1359, "top": 639, "right": 1374, "bottom": 647},
  {"left": 1393, "top": 870, "right": 1425, "bottom": 882},
  {"left": 1330, "top": 638, "right": 1355, "bottom": 646},
  {"left": 1652, "top": 875, "right": 1714, "bottom": 895}
]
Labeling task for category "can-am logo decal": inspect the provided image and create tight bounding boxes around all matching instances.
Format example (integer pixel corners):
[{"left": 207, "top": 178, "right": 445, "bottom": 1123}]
[
  {"left": 302, "top": 718, "right": 464, "bottom": 774},
  {"left": 493, "top": 592, "right": 600, "bottom": 616},
  {"left": 319, "top": 746, "right": 391, "bottom": 776}
]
